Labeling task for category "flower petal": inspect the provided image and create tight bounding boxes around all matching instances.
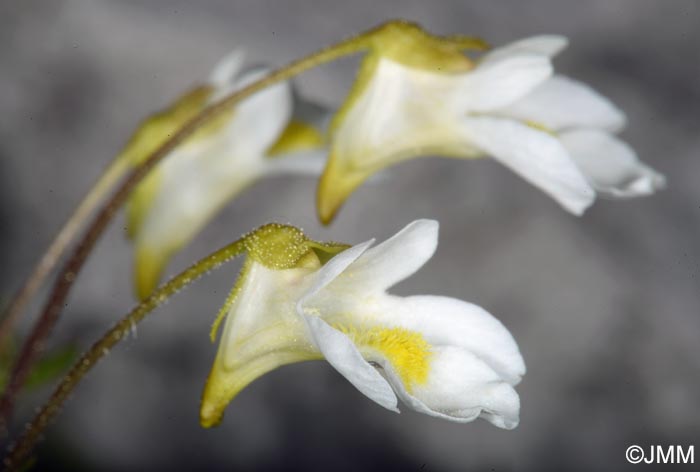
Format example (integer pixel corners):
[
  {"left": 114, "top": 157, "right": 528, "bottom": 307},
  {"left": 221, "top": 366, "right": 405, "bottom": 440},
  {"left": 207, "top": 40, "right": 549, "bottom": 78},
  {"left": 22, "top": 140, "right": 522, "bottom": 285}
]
[
  {"left": 458, "top": 116, "right": 595, "bottom": 215},
  {"left": 560, "top": 129, "right": 666, "bottom": 198},
  {"left": 482, "top": 35, "right": 568, "bottom": 62},
  {"left": 218, "top": 66, "right": 293, "bottom": 153},
  {"left": 207, "top": 49, "right": 246, "bottom": 88},
  {"left": 452, "top": 35, "right": 567, "bottom": 113},
  {"left": 383, "top": 346, "right": 520, "bottom": 428},
  {"left": 333, "top": 219, "right": 438, "bottom": 293},
  {"left": 303, "top": 315, "right": 399, "bottom": 412},
  {"left": 298, "top": 239, "right": 375, "bottom": 307},
  {"left": 457, "top": 52, "right": 554, "bottom": 112},
  {"left": 498, "top": 75, "right": 627, "bottom": 133},
  {"left": 373, "top": 295, "right": 525, "bottom": 386}
]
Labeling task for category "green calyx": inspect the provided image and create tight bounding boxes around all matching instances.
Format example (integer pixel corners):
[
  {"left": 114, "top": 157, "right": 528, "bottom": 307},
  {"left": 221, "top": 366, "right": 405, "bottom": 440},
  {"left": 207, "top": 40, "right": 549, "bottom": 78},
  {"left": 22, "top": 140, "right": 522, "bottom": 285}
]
[
  {"left": 243, "top": 223, "right": 348, "bottom": 270},
  {"left": 370, "top": 20, "right": 488, "bottom": 72}
]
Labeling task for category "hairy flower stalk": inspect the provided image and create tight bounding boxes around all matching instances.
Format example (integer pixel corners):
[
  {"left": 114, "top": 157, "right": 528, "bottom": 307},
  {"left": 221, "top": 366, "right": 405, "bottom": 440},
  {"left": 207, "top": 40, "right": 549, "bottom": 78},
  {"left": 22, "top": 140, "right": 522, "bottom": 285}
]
[
  {"left": 1, "top": 236, "right": 249, "bottom": 471},
  {"left": 0, "top": 20, "right": 405, "bottom": 431}
]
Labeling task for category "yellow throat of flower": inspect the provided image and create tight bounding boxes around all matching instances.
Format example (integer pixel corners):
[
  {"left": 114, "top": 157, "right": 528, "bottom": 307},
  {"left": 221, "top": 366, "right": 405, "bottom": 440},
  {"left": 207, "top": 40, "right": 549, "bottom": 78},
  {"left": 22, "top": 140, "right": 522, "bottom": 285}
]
[{"left": 339, "top": 323, "right": 432, "bottom": 393}]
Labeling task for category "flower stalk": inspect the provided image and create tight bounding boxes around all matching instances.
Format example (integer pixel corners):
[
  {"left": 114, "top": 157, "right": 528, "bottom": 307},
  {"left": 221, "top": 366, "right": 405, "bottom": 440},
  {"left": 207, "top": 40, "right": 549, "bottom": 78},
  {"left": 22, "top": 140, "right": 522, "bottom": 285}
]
[{"left": 2, "top": 237, "right": 248, "bottom": 471}]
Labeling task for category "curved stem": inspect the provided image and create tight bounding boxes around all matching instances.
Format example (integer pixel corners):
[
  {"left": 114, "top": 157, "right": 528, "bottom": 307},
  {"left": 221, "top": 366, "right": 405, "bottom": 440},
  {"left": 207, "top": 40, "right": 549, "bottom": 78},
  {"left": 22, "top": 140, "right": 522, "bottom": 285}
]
[
  {"left": 0, "top": 158, "right": 130, "bottom": 353},
  {"left": 2, "top": 238, "right": 247, "bottom": 471},
  {"left": 0, "top": 21, "right": 382, "bottom": 432}
]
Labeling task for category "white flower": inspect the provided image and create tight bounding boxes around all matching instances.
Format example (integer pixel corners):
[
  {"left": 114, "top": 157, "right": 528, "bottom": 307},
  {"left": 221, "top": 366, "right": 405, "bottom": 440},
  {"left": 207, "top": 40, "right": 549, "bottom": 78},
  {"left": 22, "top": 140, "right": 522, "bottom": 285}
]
[
  {"left": 201, "top": 219, "right": 524, "bottom": 430},
  {"left": 317, "top": 24, "right": 664, "bottom": 223},
  {"left": 122, "top": 51, "right": 329, "bottom": 299}
]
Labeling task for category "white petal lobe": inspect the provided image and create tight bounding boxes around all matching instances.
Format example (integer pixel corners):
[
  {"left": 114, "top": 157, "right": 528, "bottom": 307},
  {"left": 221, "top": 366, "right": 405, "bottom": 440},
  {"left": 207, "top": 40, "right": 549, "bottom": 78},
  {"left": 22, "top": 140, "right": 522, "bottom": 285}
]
[
  {"left": 208, "top": 49, "right": 246, "bottom": 87},
  {"left": 298, "top": 240, "right": 374, "bottom": 307},
  {"left": 459, "top": 116, "right": 595, "bottom": 215},
  {"left": 382, "top": 346, "right": 520, "bottom": 428},
  {"left": 220, "top": 67, "right": 293, "bottom": 154},
  {"left": 303, "top": 315, "right": 399, "bottom": 412},
  {"left": 483, "top": 35, "right": 569, "bottom": 61},
  {"left": 457, "top": 55, "right": 553, "bottom": 112},
  {"left": 560, "top": 129, "right": 666, "bottom": 198},
  {"left": 499, "top": 75, "right": 627, "bottom": 132},
  {"left": 338, "top": 219, "right": 439, "bottom": 292}
]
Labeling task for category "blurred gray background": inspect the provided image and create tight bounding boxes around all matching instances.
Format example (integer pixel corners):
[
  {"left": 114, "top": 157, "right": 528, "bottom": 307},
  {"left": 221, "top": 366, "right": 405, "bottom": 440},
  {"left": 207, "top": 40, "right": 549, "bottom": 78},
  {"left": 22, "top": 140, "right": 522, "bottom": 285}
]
[{"left": 1, "top": 0, "right": 699, "bottom": 470}]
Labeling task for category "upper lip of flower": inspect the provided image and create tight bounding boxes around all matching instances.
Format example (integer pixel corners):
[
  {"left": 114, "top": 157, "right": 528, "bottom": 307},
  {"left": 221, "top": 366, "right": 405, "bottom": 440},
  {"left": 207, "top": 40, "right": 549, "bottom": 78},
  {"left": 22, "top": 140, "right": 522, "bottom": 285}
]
[{"left": 201, "top": 219, "right": 525, "bottom": 430}]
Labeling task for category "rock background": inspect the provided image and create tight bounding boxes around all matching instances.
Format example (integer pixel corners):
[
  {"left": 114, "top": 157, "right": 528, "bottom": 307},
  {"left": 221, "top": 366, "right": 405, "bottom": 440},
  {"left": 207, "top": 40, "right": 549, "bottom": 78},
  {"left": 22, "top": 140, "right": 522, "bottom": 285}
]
[{"left": 1, "top": 0, "right": 699, "bottom": 470}]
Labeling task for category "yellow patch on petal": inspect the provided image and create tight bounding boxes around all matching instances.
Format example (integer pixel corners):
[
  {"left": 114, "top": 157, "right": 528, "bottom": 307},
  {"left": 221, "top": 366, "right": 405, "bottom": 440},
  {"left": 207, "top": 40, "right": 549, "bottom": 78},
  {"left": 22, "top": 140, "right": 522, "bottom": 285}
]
[
  {"left": 339, "top": 324, "right": 432, "bottom": 392},
  {"left": 267, "top": 119, "right": 325, "bottom": 156}
]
